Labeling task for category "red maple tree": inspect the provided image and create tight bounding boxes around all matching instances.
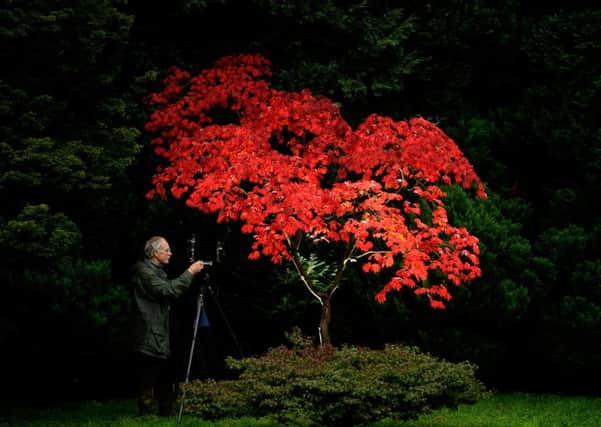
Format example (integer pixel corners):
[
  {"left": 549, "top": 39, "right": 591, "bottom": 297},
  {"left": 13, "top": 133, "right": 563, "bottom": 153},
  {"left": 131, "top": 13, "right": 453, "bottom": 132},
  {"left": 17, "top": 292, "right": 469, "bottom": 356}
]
[{"left": 145, "top": 54, "right": 487, "bottom": 345}]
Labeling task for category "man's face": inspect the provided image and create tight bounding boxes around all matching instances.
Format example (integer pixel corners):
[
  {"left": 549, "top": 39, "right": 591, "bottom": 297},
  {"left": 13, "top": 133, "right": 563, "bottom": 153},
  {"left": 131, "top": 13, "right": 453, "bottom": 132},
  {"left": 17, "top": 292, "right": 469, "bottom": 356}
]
[{"left": 154, "top": 239, "right": 172, "bottom": 266}]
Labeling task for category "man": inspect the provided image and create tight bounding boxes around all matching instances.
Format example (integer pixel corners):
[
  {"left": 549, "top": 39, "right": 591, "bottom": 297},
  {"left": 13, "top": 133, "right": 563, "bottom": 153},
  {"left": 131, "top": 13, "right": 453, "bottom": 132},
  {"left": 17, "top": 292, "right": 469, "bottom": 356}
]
[{"left": 131, "top": 235, "right": 205, "bottom": 416}]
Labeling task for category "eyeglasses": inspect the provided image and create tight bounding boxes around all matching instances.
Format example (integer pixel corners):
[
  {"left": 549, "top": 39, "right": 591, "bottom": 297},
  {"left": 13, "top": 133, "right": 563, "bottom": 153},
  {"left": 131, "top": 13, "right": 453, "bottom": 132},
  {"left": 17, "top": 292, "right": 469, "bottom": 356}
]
[{"left": 160, "top": 248, "right": 172, "bottom": 254}]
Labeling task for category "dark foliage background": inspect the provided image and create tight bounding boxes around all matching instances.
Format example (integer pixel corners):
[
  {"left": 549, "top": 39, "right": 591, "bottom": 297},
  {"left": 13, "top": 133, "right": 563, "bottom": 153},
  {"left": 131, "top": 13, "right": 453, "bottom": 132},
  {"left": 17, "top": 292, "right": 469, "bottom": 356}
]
[{"left": 1, "top": 0, "right": 600, "bottom": 404}]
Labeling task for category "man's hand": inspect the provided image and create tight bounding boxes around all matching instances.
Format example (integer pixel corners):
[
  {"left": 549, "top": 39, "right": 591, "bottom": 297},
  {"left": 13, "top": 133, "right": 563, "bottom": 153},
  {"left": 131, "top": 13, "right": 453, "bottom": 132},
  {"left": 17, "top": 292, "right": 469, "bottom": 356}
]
[{"left": 187, "top": 260, "right": 205, "bottom": 275}]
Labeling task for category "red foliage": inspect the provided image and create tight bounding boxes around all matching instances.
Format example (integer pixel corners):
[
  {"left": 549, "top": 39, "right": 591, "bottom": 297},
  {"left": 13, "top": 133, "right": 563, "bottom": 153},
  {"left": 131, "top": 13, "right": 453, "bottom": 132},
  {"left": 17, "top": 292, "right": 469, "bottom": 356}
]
[{"left": 145, "top": 54, "right": 486, "bottom": 309}]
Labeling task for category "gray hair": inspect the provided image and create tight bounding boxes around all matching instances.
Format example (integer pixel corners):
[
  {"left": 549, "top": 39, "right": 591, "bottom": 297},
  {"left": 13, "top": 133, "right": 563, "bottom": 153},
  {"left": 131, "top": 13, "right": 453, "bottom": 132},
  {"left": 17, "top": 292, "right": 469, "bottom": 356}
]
[{"left": 144, "top": 236, "right": 166, "bottom": 258}]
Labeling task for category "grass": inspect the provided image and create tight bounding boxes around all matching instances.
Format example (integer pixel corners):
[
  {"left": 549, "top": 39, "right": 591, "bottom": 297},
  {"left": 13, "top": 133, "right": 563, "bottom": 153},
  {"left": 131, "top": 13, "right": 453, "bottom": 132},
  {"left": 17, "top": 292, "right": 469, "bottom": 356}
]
[
  {"left": 377, "top": 392, "right": 601, "bottom": 427},
  {"left": 3, "top": 393, "right": 600, "bottom": 427}
]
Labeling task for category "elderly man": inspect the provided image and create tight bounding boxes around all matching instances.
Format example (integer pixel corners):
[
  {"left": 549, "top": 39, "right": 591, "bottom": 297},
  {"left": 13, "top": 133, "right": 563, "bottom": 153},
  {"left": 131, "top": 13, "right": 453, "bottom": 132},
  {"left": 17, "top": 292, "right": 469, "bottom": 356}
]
[{"left": 131, "top": 235, "right": 205, "bottom": 416}]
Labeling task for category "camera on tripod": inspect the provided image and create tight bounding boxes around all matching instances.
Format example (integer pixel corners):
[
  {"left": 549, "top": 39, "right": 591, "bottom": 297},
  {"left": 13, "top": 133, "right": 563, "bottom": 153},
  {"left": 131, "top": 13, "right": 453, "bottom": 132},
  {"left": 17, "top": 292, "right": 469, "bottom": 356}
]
[
  {"left": 186, "top": 235, "right": 211, "bottom": 265},
  {"left": 186, "top": 234, "right": 224, "bottom": 265},
  {"left": 178, "top": 231, "right": 241, "bottom": 423}
]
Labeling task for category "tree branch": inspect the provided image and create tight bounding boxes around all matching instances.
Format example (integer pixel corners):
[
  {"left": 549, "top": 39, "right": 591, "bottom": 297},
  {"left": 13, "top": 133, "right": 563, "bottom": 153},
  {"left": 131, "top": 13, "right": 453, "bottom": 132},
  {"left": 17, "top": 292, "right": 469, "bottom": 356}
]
[
  {"left": 329, "top": 238, "right": 356, "bottom": 299},
  {"left": 286, "top": 232, "right": 323, "bottom": 305}
]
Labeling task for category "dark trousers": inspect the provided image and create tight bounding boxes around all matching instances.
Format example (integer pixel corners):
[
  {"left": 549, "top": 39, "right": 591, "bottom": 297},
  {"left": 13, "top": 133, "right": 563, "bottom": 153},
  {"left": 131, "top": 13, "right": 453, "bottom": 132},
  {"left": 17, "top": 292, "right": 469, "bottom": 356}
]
[{"left": 135, "top": 352, "right": 177, "bottom": 416}]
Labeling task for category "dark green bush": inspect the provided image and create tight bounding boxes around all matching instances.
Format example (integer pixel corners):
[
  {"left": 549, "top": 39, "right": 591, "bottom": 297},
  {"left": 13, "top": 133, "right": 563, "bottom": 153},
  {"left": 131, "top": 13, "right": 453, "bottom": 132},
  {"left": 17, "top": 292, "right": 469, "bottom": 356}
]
[{"left": 182, "top": 343, "right": 489, "bottom": 426}]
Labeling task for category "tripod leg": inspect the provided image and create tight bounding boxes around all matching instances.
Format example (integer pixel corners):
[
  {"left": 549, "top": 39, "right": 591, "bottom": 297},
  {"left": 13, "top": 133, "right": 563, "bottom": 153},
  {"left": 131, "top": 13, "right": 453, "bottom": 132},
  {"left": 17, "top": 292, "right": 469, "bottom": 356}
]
[
  {"left": 177, "top": 293, "right": 204, "bottom": 424},
  {"left": 206, "top": 284, "right": 244, "bottom": 358}
]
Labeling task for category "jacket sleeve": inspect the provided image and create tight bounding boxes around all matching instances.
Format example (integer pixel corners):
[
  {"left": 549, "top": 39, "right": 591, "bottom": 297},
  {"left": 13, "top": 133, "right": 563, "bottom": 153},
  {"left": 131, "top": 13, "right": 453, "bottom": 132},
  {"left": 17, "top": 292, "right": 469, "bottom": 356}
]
[{"left": 137, "top": 267, "right": 194, "bottom": 300}]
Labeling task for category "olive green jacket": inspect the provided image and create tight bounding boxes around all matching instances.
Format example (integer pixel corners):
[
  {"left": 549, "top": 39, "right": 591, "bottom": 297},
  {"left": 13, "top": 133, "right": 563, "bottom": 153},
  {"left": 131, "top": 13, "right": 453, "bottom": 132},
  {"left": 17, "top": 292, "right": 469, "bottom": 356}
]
[{"left": 131, "top": 259, "right": 194, "bottom": 358}]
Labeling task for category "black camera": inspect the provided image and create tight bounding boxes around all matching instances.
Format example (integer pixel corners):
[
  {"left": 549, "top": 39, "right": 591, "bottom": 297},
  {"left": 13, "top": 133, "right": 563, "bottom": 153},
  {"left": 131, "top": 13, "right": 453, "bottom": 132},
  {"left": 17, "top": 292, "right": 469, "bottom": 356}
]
[
  {"left": 186, "top": 234, "right": 217, "bottom": 265},
  {"left": 187, "top": 233, "right": 225, "bottom": 264}
]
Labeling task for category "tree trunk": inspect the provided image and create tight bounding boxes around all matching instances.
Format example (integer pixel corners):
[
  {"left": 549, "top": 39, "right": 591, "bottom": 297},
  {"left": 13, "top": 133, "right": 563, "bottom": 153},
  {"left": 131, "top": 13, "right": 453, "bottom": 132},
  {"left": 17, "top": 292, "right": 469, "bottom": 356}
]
[{"left": 319, "top": 296, "right": 332, "bottom": 346}]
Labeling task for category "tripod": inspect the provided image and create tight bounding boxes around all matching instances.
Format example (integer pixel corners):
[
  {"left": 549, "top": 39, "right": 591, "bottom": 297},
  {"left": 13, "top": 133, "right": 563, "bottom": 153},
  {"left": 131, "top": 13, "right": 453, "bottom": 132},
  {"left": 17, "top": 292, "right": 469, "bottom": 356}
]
[{"left": 176, "top": 269, "right": 244, "bottom": 424}]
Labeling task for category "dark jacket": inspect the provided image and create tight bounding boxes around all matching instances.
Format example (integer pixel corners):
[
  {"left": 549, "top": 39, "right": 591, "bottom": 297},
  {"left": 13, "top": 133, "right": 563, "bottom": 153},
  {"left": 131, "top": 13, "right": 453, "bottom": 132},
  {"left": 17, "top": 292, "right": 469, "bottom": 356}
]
[{"left": 131, "top": 259, "right": 194, "bottom": 358}]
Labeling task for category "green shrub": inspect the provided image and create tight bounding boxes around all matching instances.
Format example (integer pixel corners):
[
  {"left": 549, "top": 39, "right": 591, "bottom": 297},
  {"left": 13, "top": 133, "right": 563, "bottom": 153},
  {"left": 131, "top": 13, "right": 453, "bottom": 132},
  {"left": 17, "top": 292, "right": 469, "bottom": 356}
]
[{"left": 182, "top": 343, "right": 489, "bottom": 426}]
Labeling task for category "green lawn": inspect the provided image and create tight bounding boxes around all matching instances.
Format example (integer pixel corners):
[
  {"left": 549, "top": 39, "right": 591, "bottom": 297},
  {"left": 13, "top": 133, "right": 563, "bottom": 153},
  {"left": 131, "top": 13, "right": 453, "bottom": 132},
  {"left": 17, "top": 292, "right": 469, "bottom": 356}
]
[
  {"left": 378, "top": 392, "right": 601, "bottom": 427},
  {"left": 4, "top": 393, "right": 601, "bottom": 427}
]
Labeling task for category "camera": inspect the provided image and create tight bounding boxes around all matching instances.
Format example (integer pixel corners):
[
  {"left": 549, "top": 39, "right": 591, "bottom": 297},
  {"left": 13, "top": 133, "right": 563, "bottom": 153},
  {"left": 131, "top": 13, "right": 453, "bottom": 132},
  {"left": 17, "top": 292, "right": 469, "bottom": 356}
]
[{"left": 186, "top": 234, "right": 216, "bottom": 266}]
